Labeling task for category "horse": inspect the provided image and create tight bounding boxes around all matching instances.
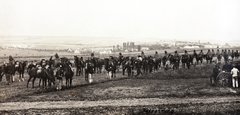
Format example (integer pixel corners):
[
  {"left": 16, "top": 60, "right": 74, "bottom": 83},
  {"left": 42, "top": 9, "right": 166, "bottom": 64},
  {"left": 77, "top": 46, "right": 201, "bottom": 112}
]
[
  {"left": 142, "top": 57, "right": 149, "bottom": 73},
  {"left": 74, "top": 56, "right": 82, "bottom": 76},
  {"left": 27, "top": 66, "right": 55, "bottom": 88},
  {"left": 104, "top": 57, "right": 117, "bottom": 79},
  {"left": 181, "top": 55, "right": 190, "bottom": 69},
  {"left": 153, "top": 57, "right": 161, "bottom": 72},
  {"left": 210, "top": 63, "right": 221, "bottom": 86},
  {"left": 95, "top": 58, "right": 104, "bottom": 73},
  {"left": 0, "top": 65, "right": 5, "bottom": 82},
  {"left": 235, "top": 50, "right": 239, "bottom": 59},
  {"left": 170, "top": 54, "right": 180, "bottom": 70},
  {"left": 206, "top": 54, "right": 213, "bottom": 64},
  {"left": 6, "top": 61, "right": 15, "bottom": 82},
  {"left": 14, "top": 61, "right": 27, "bottom": 81},
  {"left": 196, "top": 54, "right": 203, "bottom": 65},
  {"left": 63, "top": 64, "right": 74, "bottom": 87},
  {"left": 85, "top": 59, "right": 95, "bottom": 83}
]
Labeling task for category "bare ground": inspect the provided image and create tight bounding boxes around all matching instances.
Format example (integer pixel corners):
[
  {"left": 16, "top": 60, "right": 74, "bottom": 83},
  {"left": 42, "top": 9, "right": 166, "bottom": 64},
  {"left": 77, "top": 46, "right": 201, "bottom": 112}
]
[{"left": 0, "top": 64, "right": 240, "bottom": 114}]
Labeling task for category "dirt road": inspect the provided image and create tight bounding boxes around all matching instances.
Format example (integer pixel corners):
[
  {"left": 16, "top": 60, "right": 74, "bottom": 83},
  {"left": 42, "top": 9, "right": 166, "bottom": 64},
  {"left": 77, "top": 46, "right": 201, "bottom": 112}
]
[{"left": 1, "top": 96, "right": 239, "bottom": 111}]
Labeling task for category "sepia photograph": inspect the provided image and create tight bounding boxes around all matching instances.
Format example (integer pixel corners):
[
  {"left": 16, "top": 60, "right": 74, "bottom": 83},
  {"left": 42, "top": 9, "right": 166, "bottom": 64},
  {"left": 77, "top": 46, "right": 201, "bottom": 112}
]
[{"left": 0, "top": 0, "right": 240, "bottom": 114}]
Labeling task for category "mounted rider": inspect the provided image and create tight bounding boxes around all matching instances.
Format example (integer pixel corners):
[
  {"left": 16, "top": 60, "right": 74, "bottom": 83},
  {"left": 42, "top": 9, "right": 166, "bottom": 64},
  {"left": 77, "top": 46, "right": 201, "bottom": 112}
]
[
  {"left": 216, "top": 49, "right": 222, "bottom": 63},
  {"left": 54, "top": 53, "right": 61, "bottom": 67},
  {"left": 235, "top": 50, "right": 239, "bottom": 59},
  {"left": 212, "top": 49, "right": 215, "bottom": 57},
  {"left": 199, "top": 50, "right": 204, "bottom": 57},
  {"left": 141, "top": 51, "right": 146, "bottom": 59},
  {"left": 173, "top": 51, "right": 180, "bottom": 60},
  {"left": 184, "top": 50, "right": 189, "bottom": 57},
  {"left": 206, "top": 49, "right": 212, "bottom": 57},
  {"left": 231, "top": 50, "right": 235, "bottom": 61},
  {"left": 153, "top": 51, "right": 159, "bottom": 62},
  {"left": 228, "top": 49, "right": 231, "bottom": 57},
  {"left": 193, "top": 50, "right": 197, "bottom": 58}
]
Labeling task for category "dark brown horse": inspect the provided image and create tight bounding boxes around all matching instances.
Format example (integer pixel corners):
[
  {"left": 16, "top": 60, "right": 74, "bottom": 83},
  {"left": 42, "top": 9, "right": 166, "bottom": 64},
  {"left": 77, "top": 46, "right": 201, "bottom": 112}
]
[
  {"left": 27, "top": 67, "right": 55, "bottom": 88},
  {"left": 14, "top": 61, "right": 27, "bottom": 81}
]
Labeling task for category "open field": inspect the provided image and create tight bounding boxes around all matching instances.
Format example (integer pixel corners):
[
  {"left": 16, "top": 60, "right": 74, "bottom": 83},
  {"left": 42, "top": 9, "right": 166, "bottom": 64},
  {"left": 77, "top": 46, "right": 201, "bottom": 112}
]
[
  {"left": 0, "top": 58, "right": 240, "bottom": 114},
  {"left": 0, "top": 48, "right": 240, "bottom": 114}
]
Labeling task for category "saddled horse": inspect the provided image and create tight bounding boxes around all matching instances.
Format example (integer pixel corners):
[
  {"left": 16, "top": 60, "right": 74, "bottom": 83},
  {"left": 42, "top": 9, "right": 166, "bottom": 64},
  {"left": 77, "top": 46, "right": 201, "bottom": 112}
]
[
  {"left": 74, "top": 56, "right": 84, "bottom": 76},
  {"left": 123, "top": 57, "right": 133, "bottom": 76},
  {"left": 95, "top": 57, "right": 104, "bottom": 73},
  {"left": 27, "top": 66, "right": 55, "bottom": 88},
  {"left": 6, "top": 61, "right": 15, "bottom": 82},
  {"left": 0, "top": 65, "right": 5, "bottom": 82},
  {"left": 181, "top": 55, "right": 190, "bottom": 69},
  {"left": 104, "top": 57, "right": 118, "bottom": 78},
  {"left": 205, "top": 54, "right": 213, "bottom": 64},
  {"left": 85, "top": 59, "right": 95, "bottom": 83},
  {"left": 63, "top": 64, "right": 74, "bottom": 87},
  {"left": 196, "top": 54, "right": 203, "bottom": 64},
  {"left": 210, "top": 63, "right": 221, "bottom": 86},
  {"left": 169, "top": 54, "right": 180, "bottom": 70},
  {"left": 235, "top": 50, "right": 239, "bottom": 59},
  {"left": 153, "top": 57, "right": 161, "bottom": 71},
  {"left": 14, "top": 61, "right": 27, "bottom": 81},
  {"left": 142, "top": 57, "right": 149, "bottom": 73},
  {"left": 223, "top": 52, "right": 229, "bottom": 62}
]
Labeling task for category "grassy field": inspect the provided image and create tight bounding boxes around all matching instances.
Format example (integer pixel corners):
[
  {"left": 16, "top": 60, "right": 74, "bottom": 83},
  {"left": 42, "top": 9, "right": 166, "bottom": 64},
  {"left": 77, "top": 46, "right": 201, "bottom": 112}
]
[{"left": 0, "top": 48, "right": 240, "bottom": 114}]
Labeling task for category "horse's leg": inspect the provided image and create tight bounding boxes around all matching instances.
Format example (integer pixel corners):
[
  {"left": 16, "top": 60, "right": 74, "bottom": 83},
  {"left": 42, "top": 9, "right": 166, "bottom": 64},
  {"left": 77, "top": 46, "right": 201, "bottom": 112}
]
[
  {"left": 39, "top": 79, "right": 41, "bottom": 87},
  {"left": 70, "top": 77, "right": 72, "bottom": 87},
  {"left": 66, "top": 77, "right": 68, "bottom": 87},
  {"left": 27, "top": 76, "right": 32, "bottom": 88},
  {"left": 42, "top": 79, "right": 45, "bottom": 88},
  {"left": 122, "top": 66, "right": 125, "bottom": 75},
  {"left": 32, "top": 77, "right": 36, "bottom": 88},
  {"left": 21, "top": 72, "right": 24, "bottom": 81}
]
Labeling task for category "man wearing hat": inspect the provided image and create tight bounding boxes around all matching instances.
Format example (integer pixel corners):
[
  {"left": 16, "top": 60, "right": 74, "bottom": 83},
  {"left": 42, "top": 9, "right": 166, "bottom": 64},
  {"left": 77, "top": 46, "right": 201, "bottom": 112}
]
[
  {"left": 231, "top": 64, "right": 239, "bottom": 88},
  {"left": 212, "top": 49, "right": 215, "bottom": 57}
]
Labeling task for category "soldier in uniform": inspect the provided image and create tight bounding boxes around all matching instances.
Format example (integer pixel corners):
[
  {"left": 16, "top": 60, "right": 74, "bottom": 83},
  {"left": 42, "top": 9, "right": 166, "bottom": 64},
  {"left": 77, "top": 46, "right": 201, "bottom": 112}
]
[
  {"left": 141, "top": 51, "right": 146, "bottom": 58},
  {"left": 212, "top": 49, "right": 215, "bottom": 57},
  {"left": 206, "top": 49, "right": 212, "bottom": 64},
  {"left": 135, "top": 56, "right": 142, "bottom": 76},
  {"left": 231, "top": 50, "right": 235, "bottom": 61},
  {"left": 162, "top": 51, "right": 169, "bottom": 67},
  {"left": 173, "top": 51, "right": 180, "bottom": 69},
  {"left": 216, "top": 49, "right": 222, "bottom": 63},
  {"left": 55, "top": 65, "right": 64, "bottom": 90}
]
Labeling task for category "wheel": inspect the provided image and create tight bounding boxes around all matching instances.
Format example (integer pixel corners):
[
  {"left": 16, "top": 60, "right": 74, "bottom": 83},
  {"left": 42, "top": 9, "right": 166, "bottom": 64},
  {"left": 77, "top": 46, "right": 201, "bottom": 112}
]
[{"left": 216, "top": 72, "right": 230, "bottom": 87}]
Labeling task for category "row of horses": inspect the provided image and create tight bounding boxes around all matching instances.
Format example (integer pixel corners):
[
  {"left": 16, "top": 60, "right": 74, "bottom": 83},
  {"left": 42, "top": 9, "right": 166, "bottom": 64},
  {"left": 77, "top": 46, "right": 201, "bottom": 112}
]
[
  {"left": 74, "top": 50, "right": 239, "bottom": 78},
  {"left": 0, "top": 50, "right": 239, "bottom": 89}
]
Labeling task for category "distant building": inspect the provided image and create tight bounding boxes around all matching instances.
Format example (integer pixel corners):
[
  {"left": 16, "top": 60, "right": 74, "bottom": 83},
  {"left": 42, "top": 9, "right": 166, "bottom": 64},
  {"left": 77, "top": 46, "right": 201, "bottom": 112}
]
[
  {"left": 141, "top": 47, "right": 149, "bottom": 51},
  {"left": 183, "top": 46, "right": 200, "bottom": 49},
  {"left": 204, "top": 45, "right": 218, "bottom": 49},
  {"left": 123, "top": 43, "right": 127, "bottom": 50},
  {"left": 130, "top": 42, "right": 135, "bottom": 49}
]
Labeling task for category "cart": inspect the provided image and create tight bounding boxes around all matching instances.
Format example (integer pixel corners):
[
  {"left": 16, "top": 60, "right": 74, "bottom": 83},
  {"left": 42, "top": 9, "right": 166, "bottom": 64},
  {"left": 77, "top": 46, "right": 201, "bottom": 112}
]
[{"left": 210, "top": 58, "right": 240, "bottom": 86}]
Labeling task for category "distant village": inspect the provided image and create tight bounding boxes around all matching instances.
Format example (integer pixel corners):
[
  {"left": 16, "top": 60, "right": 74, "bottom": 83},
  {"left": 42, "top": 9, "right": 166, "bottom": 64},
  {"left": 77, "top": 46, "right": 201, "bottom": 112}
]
[{"left": 0, "top": 40, "right": 234, "bottom": 55}]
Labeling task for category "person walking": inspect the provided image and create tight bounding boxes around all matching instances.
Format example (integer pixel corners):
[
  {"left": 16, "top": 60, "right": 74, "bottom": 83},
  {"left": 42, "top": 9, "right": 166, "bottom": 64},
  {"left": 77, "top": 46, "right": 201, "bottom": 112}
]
[{"left": 231, "top": 65, "right": 239, "bottom": 88}]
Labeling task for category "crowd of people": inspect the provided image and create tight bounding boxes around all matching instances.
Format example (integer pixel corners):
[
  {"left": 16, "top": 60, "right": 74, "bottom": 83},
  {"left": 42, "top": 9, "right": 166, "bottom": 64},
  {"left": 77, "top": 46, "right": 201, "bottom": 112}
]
[{"left": 0, "top": 48, "right": 239, "bottom": 89}]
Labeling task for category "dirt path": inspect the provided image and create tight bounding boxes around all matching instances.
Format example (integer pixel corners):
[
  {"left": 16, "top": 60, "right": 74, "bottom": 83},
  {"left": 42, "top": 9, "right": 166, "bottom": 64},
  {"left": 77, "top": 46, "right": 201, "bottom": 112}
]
[{"left": 0, "top": 96, "right": 239, "bottom": 111}]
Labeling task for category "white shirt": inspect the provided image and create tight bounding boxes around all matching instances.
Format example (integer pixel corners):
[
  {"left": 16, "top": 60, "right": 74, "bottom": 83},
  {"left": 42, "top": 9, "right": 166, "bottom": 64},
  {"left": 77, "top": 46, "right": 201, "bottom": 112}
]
[{"left": 231, "top": 68, "right": 239, "bottom": 77}]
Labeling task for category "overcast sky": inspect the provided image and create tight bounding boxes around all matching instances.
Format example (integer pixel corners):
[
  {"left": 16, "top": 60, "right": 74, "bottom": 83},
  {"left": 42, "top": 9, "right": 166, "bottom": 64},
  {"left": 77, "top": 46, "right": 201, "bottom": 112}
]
[{"left": 0, "top": 0, "right": 240, "bottom": 45}]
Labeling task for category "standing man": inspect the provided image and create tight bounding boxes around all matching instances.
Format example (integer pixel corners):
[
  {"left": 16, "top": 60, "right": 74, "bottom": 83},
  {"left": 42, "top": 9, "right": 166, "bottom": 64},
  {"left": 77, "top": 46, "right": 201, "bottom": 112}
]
[
  {"left": 212, "top": 49, "right": 215, "bottom": 57},
  {"left": 231, "top": 65, "right": 239, "bottom": 88},
  {"left": 4, "top": 62, "right": 12, "bottom": 85},
  {"left": 141, "top": 51, "right": 146, "bottom": 59},
  {"left": 216, "top": 49, "right": 221, "bottom": 63}
]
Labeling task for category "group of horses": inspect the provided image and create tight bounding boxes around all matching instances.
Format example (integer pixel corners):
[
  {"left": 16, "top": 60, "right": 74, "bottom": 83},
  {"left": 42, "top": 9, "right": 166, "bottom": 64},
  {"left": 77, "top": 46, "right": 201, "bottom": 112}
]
[
  {"left": 0, "top": 49, "right": 239, "bottom": 89},
  {"left": 0, "top": 56, "right": 74, "bottom": 89}
]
